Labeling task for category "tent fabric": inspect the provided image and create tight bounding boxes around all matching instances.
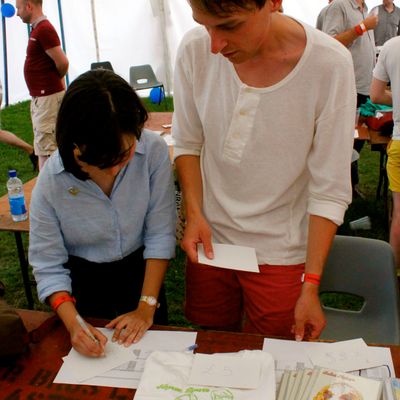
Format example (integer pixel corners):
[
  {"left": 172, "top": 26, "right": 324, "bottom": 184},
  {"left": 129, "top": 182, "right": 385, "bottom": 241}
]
[{"left": 1, "top": 0, "right": 382, "bottom": 105}]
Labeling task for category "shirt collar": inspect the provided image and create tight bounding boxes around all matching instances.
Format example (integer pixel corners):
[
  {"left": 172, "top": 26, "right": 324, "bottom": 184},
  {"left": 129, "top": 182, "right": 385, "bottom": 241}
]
[
  {"left": 135, "top": 131, "right": 146, "bottom": 156},
  {"left": 349, "top": 0, "right": 366, "bottom": 11},
  {"left": 31, "top": 15, "right": 47, "bottom": 29}
]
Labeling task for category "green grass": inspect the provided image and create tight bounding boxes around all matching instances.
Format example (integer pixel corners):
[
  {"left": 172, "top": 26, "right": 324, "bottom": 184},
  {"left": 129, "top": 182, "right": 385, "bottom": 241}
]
[{"left": 0, "top": 98, "right": 389, "bottom": 321}]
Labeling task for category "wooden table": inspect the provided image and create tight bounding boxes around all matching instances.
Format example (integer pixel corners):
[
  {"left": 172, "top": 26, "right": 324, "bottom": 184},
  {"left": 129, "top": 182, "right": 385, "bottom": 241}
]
[
  {"left": 1, "top": 310, "right": 399, "bottom": 399},
  {"left": 0, "top": 112, "right": 173, "bottom": 309}
]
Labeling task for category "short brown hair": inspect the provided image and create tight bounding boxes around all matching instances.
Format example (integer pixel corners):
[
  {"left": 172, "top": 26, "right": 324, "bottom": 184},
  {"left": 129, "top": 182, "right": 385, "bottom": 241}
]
[
  {"left": 27, "top": 0, "right": 43, "bottom": 6},
  {"left": 189, "top": 0, "right": 267, "bottom": 15}
]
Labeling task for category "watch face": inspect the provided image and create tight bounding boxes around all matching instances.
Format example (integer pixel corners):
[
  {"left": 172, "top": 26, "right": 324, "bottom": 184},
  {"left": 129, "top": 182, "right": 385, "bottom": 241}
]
[{"left": 147, "top": 296, "right": 157, "bottom": 306}]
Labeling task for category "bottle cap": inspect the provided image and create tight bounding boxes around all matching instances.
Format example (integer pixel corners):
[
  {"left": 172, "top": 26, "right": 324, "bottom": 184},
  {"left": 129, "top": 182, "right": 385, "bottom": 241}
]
[{"left": 8, "top": 170, "right": 17, "bottom": 178}]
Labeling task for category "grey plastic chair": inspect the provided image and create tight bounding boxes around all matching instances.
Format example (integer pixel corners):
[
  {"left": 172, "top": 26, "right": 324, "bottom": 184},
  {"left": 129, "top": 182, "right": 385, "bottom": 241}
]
[
  {"left": 129, "top": 64, "right": 165, "bottom": 105},
  {"left": 90, "top": 61, "right": 114, "bottom": 71},
  {"left": 319, "top": 235, "right": 400, "bottom": 344}
]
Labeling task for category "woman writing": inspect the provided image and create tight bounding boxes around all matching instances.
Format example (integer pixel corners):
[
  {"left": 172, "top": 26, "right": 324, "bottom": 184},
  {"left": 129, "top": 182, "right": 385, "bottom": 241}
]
[{"left": 29, "top": 69, "right": 176, "bottom": 357}]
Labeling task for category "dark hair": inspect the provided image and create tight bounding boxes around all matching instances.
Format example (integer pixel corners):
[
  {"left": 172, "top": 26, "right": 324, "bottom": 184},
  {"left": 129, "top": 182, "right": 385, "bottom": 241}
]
[
  {"left": 56, "top": 69, "right": 148, "bottom": 180},
  {"left": 189, "top": 0, "right": 267, "bottom": 15}
]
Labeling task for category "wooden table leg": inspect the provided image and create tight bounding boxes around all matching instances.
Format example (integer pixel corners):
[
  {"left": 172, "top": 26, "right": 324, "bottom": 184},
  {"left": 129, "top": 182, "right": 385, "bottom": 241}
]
[{"left": 14, "top": 231, "right": 34, "bottom": 309}]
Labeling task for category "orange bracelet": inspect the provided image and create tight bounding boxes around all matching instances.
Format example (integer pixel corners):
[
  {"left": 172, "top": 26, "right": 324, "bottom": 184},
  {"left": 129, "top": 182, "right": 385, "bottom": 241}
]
[
  {"left": 51, "top": 294, "right": 76, "bottom": 312},
  {"left": 301, "top": 273, "right": 321, "bottom": 285}
]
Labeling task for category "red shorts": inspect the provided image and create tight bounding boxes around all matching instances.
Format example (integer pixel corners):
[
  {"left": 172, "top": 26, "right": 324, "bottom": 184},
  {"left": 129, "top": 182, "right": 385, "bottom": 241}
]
[{"left": 185, "top": 260, "right": 305, "bottom": 338}]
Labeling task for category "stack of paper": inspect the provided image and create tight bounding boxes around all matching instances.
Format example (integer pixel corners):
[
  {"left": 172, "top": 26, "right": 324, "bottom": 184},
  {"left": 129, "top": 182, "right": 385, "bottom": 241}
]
[
  {"left": 277, "top": 367, "right": 382, "bottom": 400},
  {"left": 263, "top": 337, "right": 395, "bottom": 391}
]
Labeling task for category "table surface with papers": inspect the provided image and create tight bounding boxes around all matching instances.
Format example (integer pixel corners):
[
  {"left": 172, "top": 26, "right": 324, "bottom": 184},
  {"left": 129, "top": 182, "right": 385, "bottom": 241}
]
[{"left": 1, "top": 309, "right": 400, "bottom": 400}]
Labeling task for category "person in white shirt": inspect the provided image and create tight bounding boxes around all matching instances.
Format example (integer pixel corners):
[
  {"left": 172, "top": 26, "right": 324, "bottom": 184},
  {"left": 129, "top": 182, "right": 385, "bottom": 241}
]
[
  {"left": 370, "top": 36, "right": 400, "bottom": 269},
  {"left": 173, "top": 0, "right": 355, "bottom": 340}
]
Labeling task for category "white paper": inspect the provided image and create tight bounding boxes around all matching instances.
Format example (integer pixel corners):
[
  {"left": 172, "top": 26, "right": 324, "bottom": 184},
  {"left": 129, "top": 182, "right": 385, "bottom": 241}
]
[
  {"left": 162, "top": 134, "right": 175, "bottom": 146},
  {"left": 263, "top": 338, "right": 395, "bottom": 387},
  {"left": 135, "top": 350, "right": 275, "bottom": 400},
  {"left": 307, "top": 338, "right": 384, "bottom": 372},
  {"left": 188, "top": 353, "right": 261, "bottom": 389},
  {"left": 54, "top": 329, "right": 197, "bottom": 388},
  {"left": 354, "top": 129, "right": 359, "bottom": 138},
  {"left": 197, "top": 243, "right": 259, "bottom": 272}
]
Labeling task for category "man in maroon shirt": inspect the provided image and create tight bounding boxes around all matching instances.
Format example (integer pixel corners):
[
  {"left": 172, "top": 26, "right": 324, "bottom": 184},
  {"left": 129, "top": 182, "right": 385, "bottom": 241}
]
[{"left": 16, "top": 0, "right": 69, "bottom": 170}]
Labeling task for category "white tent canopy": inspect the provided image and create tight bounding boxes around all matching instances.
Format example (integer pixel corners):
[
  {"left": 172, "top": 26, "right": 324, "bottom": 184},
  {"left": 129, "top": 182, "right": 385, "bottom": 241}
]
[{"left": 1, "top": 0, "right": 382, "bottom": 105}]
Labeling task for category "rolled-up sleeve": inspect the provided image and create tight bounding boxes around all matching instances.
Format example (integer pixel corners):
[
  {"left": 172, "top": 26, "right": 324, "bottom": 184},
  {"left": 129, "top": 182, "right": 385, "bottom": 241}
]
[
  {"left": 143, "top": 139, "right": 177, "bottom": 260},
  {"left": 29, "top": 178, "right": 71, "bottom": 303}
]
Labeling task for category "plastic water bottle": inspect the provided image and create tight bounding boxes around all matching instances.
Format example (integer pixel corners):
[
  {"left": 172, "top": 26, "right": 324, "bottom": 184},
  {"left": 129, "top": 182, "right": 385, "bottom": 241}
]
[{"left": 7, "top": 170, "right": 27, "bottom": 222}]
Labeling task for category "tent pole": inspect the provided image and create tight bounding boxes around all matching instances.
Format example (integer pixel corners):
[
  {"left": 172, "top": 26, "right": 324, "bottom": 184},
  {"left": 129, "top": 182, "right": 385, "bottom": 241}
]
[
  {"left": 1, "top": 0, "right": 9, "bottom": 107},
  {"left": 158, "top": 0, "right": 172, "bottom": 96},
  {"left": 57, "top": 0, "right": 69, "bottom": 86},
  {"left": 90, "top": 0, "right": 100, "bottom": 62}
]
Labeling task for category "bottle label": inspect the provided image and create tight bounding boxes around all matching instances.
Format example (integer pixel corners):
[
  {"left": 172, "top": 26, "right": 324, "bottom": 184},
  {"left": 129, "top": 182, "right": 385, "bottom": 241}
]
[{"left": 9, "top": 196, "right": 26, "bottom": 216}]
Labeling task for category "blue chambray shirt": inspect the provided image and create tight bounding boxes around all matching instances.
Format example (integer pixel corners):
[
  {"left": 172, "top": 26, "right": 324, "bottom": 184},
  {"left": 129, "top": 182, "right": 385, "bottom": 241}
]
[{"left": 29, "top": 130, "right": 177, "bottom": 303}]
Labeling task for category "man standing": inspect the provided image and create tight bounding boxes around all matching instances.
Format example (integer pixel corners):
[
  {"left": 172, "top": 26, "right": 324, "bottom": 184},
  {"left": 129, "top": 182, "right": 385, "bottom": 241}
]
[
  {"left": 173, "top": 0, "right": 355, "bottom": 340},
  {"left": 323, "top": 0, "right": 377, "bottom": 197},
  {"left": 323, "top": 0, "right": 377, "bottom": 108},
  {"left": 16, "top": 0, "right": 68, "bottom": 170},
  {"left": 370, "top": 36, "right": 400, "bottom": 271},
  {"left": 370, "top": 0, "right": 400, "bottom": 46},
  {"left": 316, "top": 0, "right": 334, "bottom": 31}
]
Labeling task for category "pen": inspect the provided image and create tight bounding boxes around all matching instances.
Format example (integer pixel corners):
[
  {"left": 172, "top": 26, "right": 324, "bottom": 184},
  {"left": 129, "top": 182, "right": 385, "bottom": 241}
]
[
  {"left": 185, "top": 344, "right": 198, "bottom": 352},
  {"left": 76, "top": 314, "right": 100, "bottom": 345}
]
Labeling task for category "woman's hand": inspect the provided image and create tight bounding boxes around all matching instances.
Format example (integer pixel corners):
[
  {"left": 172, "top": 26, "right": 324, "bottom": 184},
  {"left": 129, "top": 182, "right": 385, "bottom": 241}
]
[
  {"left": 105, "top": 303, "right": 155, "bottom": 346},
  {"left": 69, "top": 319, "right": 107, "bottom": 357}
]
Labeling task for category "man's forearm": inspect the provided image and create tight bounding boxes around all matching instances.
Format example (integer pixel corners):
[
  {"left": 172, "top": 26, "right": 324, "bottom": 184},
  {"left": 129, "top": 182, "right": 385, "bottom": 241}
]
[
  {"left": 304, "top": 215, "right": 338, "bottom": 278},
  {"left": 175, "top": 155, "right": 203, "bottom": 219}
]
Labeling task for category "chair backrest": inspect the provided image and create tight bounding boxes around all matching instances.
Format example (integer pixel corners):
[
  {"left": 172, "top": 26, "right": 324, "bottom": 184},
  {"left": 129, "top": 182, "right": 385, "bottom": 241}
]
[
  {"left": 129, "top": 64, "right": 163, "bottom": 90},
  {"left": 319, "top": 235, "right": 400, "bottom": 345},
  {"left": 90, "top": 61, "right": 114, "bottom": 71}
]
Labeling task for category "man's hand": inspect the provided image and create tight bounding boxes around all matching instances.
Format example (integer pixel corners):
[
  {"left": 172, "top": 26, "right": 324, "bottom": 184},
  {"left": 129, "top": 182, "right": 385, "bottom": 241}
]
[
  {"left": 292, "top": 283, "right": 326, "bottom": 341},
  {"left": 363, "top": 14, "right": 379, "bottom": 30},
  {"left": 181, "top": 214, "right": 213, "bottom": 263}
]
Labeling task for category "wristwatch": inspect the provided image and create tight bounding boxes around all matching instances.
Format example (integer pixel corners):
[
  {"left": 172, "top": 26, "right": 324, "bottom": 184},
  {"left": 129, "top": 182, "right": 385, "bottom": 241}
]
[{"left": 139, "top": 295, "right": 160, "bottom": 308}]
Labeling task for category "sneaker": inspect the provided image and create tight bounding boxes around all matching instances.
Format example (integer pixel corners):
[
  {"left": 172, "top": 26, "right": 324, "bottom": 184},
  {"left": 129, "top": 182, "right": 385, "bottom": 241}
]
[{"left": 29, "top": 152, "right": 38, "bottom": 171}]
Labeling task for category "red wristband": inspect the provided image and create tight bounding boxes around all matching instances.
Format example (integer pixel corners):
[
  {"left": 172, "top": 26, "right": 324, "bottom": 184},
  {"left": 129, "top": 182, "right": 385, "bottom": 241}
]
[
  {"left": 51, "top": 294, "right": 76, "bottom": 312},
  {"left": 354, "top": 24, "right": 363, "bottom": 36},
  {"left": 301, "top": 273, "right": 321, "bottom": 285}
]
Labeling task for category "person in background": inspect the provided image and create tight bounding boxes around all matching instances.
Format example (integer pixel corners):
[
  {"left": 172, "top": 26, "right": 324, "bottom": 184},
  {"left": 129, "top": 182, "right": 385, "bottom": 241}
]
[
  {"left": 316, "top": 0, "right": 334, "bottom": 31},
  {"left": 15, "top": 0, "right": 68, "bottom": 171},
  {"left": 29, "top": 70, "right": 176, "bottom": 357},
  {"left": 323, "top": 0, "right": 378, "bottom": 198},
  {"left": 0, "top": 79, "right": 38, "bottom": 170},
  {"left": 173, "top": 0, "right": 355, "bottom": 340},
  {"left": 370, "top": 36, "right": 400, "bottom": 270},
  {"left": 370, "top": 0, "right": 400, "bottom": 46}
]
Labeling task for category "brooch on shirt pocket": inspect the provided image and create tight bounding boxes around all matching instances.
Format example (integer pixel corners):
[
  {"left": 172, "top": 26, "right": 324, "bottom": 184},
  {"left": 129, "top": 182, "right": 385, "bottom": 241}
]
[{"left": 68, "top": 187, "right": 80, "bottom": 196}]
